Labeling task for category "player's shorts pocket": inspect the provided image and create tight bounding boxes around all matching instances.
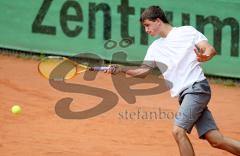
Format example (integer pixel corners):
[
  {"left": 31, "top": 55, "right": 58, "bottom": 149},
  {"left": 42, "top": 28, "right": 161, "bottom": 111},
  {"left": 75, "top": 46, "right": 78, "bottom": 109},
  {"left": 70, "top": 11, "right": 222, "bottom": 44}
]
[
  {"left": 191, "top": 79, "right": 211, "bottom": 95},
  {"left": 178, "top": 79, "right": 211, "bottom": 104}
]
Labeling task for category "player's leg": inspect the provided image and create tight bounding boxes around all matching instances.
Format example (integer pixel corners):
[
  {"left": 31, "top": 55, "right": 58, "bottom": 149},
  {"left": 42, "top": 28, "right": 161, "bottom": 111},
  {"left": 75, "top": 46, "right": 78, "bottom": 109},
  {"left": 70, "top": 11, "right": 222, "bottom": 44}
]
[
  {"left": 195, "top": 107, "right": 240, "bottom": 155},
  {"left": 174, "top": 79, "right": 211, "bottom": 156},
  {"left": 172, "top": 125, "right": 195, "bottom": 156},
  {"left": 173, "top": 93, "right": 207, "bottom": 156},
  {"left": 205, "top": 129, "right": 240, "bottom": 155},
  {"left": 173, "top": 95, "right": 210, "bottom": 156}
]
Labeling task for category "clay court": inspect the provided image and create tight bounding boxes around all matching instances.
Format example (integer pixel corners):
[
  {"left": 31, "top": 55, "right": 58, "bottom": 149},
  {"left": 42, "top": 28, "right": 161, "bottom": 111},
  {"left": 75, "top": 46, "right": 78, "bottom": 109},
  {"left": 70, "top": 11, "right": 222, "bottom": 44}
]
[{"left": 0, "top": 54, "right": 240, "bottom": 156}]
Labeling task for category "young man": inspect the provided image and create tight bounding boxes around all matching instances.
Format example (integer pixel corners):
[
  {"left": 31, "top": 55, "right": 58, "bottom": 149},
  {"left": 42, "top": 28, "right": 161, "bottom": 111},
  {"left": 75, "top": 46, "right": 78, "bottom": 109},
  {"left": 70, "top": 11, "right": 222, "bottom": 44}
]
[{"left": 108, "top": 6, "right": 240, "bottom": 156}]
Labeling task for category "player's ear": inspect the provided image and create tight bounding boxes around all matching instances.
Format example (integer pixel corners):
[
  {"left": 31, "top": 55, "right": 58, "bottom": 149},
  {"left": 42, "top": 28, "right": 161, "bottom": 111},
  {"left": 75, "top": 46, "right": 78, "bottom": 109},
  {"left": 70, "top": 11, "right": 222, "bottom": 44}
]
[{"left": 156, "top": 18, "right": 162, "bottom": 25}]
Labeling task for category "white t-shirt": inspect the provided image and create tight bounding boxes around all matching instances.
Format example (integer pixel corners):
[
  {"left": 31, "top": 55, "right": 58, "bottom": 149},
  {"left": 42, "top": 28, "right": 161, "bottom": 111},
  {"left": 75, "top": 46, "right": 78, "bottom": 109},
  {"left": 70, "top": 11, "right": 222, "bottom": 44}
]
[{"left": 144, "top": 26, "right": 207, "bottom": 97}]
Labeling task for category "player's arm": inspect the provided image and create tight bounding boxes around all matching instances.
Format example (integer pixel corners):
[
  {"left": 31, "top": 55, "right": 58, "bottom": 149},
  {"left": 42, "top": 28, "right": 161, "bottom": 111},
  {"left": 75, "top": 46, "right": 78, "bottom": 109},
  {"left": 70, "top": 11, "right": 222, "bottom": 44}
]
[
  {"left": 108, "top": 64, "right": 152, "bottom": 78},
  {"left": 195, "top": 40, "right": 217, "bottom": 62}
]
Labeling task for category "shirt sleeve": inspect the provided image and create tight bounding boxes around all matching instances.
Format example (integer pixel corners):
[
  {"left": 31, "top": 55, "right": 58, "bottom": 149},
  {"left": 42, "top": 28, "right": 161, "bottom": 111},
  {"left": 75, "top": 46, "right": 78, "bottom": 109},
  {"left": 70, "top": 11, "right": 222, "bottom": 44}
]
[
  {"left": 143, "top": 46, "right": 156, "bottom": 68},
  {"left": 194, "top": 28, "right": 208, "bottom": 44}
]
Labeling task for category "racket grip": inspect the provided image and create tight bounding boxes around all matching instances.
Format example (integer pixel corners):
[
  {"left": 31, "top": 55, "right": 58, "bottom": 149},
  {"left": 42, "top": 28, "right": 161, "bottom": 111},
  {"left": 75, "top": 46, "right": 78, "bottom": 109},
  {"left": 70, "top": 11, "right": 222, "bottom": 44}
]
[{"left": 89, "top": 66, "right": 111, "bottom": 71}]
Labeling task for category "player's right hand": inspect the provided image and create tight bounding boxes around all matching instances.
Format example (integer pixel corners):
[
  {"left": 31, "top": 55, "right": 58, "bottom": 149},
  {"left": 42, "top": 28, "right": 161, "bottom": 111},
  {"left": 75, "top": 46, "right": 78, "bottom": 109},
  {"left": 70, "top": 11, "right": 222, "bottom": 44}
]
[{"left": 105, "top": 64, "right": 122, "bottom": 74}]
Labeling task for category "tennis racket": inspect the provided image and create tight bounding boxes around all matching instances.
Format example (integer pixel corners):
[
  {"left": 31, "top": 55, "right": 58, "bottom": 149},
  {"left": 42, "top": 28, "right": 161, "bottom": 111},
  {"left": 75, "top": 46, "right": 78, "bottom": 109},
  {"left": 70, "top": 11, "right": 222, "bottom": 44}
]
[{"left": 38, "top": 56, "right": 110, "bottom": 80}]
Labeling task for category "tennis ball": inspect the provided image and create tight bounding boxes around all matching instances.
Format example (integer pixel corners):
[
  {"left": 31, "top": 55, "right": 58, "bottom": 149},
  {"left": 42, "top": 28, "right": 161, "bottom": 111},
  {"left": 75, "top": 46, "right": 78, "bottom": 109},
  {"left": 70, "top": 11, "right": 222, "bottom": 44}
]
[{"left": 11, "top": 105, "right": 22, "bottom": 114}]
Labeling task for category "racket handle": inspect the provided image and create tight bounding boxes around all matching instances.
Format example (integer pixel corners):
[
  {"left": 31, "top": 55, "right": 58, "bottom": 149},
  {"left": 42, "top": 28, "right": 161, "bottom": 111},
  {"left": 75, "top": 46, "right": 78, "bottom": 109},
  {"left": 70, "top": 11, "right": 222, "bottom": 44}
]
[{"left": 89, "top": 66, "right": 111, "bottom": 71}]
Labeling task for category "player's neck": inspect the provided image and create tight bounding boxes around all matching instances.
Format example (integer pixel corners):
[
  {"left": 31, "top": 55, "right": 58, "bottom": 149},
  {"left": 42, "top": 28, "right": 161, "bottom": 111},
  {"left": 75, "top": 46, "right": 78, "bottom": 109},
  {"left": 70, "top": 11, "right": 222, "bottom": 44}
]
[{"left": 159, "top": 24, "right": 173, "bottom": 38}]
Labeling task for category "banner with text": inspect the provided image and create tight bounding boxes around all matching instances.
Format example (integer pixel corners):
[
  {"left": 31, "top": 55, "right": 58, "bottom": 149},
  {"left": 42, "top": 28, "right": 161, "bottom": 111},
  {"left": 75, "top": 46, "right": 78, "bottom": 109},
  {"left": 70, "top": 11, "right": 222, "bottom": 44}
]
[{"left": 0, "top": 0, "right": 239, "bottom": 78}]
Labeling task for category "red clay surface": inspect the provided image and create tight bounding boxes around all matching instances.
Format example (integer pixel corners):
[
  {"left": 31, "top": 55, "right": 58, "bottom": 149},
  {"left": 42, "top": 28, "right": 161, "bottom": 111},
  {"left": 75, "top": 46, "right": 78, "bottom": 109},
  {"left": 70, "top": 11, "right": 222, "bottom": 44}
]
[{"left": 0, "top": 55, "right": 240, "bottom": 156}]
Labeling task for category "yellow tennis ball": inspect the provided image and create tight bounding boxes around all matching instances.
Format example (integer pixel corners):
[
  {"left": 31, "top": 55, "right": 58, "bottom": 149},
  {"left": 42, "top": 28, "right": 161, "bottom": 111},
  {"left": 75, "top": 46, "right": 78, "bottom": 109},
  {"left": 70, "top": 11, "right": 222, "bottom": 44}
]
[{"left": 11, "top": 105, "right": 22, "bottom": 114}]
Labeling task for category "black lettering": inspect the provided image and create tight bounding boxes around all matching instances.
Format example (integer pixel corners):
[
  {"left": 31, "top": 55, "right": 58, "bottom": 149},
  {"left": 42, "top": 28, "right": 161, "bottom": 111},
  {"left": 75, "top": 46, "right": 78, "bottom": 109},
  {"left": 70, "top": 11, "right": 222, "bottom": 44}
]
[
  {"left": 117, "top": 0, "right": 135, "bottom": 42},
  {"left": 32, "top": 0, "right": 56, "bottom": 35},
  {"left": 165, "top": 11, "right": 173, "bottom": 25},
  {"left": 182, "top": 13, "right": 190, "bottom": 26},
  {"left": 119, "top": 38, "right": 133, "bottom": 48},
  {"left": 89, "top": 3, "right": 111, "bottom": 40},
  {"left": 196, "top": 15, "right": 239, "bottom": 57},
  {"left": 60, "top": 0, "right": 83, "bottom": 37},
  {"left": 140, "top": 8, "right": 148, "bottom": 45}
]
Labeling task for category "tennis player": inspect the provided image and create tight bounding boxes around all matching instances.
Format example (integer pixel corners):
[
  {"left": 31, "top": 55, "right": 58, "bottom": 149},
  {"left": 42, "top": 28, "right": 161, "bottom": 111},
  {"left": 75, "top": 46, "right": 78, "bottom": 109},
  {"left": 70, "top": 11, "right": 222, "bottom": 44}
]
[{"left": 108, "top": 6, "right": 240, "bottom": 156}]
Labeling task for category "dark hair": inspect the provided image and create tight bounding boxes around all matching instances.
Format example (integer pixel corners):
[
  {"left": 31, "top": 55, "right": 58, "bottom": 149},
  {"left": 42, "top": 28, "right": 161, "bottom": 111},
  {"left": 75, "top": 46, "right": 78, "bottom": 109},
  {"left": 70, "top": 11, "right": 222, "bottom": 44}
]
[{"left": 140, "top": 6, "right": 169, "bottom": 24}]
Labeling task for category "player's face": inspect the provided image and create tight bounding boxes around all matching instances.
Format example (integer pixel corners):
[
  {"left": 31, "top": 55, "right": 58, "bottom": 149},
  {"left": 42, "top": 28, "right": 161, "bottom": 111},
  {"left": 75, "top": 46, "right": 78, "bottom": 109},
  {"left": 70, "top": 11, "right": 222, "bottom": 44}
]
[{"left": 143, "top": 19, "right": 161, "bottom": 37}]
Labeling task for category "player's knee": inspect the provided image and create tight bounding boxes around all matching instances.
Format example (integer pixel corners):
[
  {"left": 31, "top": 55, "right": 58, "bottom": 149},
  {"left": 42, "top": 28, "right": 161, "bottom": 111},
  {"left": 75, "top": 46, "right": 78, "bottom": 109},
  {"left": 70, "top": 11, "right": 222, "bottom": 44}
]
[
  {"left": 208, "top": 139, "right": 225, "bottom": 149},
  {"left": 172, "top": 126, "right": 186, "bottom": 141},
  {"left": 206, "top": 135, "right": 225, "bottom": 149}
]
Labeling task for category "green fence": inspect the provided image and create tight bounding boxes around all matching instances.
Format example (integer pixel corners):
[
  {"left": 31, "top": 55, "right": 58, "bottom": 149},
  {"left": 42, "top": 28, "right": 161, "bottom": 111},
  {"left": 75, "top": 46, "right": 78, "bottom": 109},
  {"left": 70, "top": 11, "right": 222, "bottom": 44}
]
[{"left": 0, "top": 0, "right": 239, "bottom": 78}]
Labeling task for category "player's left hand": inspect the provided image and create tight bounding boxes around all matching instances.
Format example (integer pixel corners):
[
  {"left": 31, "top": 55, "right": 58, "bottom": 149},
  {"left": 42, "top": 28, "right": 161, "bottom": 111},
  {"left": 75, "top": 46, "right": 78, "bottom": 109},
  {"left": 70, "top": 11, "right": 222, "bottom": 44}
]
[{"left": 194, "top": 47, "right": 210, "bottom": 62}]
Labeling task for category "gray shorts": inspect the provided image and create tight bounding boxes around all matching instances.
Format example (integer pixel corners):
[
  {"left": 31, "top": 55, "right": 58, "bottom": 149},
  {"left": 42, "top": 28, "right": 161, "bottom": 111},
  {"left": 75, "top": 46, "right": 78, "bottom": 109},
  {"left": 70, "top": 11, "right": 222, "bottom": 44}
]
[{"left": 175, "top": 79, "right": 218, "bottom": 139}]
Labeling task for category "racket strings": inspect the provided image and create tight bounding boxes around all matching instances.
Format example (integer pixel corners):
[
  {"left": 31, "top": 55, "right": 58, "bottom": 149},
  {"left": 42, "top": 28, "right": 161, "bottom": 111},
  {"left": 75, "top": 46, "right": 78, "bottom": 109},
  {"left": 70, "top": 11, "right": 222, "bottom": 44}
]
[
  {"left": 38, "top": 56, "right": 110, "bottom": 80},
  {"left": 39, "top": 58, "right": 77, "bottom": 80}
]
